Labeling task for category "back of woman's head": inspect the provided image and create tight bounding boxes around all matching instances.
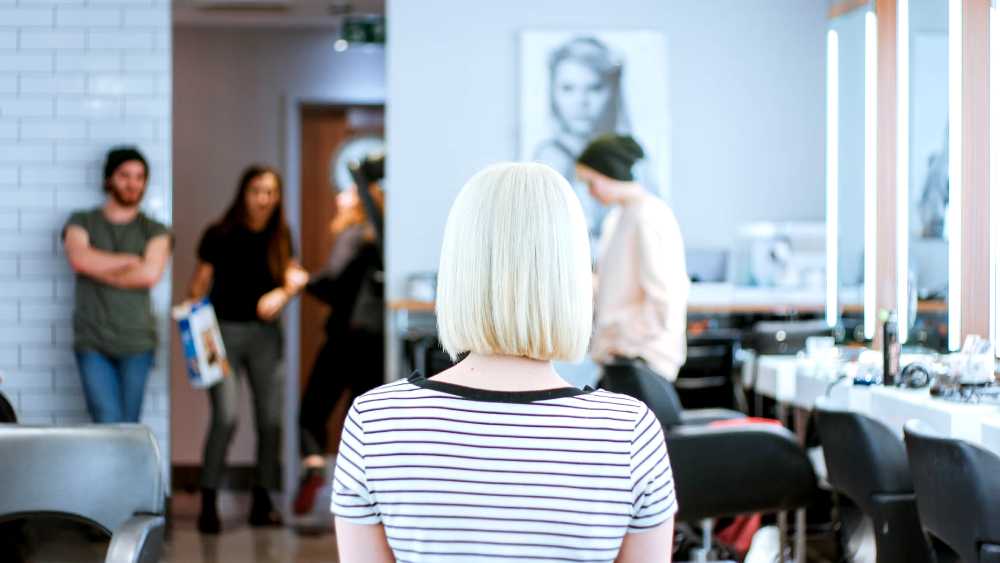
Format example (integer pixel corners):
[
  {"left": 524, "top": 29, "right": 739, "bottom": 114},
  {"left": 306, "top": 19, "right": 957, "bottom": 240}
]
[{"left": 436, "top": 162, "right": 593, "bottom": 362}]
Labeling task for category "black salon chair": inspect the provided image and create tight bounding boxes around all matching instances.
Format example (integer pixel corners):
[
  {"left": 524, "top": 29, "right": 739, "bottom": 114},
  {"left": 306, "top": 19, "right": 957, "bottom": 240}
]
[
  {"left": 674, "top": 332, "right": 741, "bottom": 411},
  {"left": 598, "top": 358, "right": 744, "bottom": 431},
  {"left": 0, "top": 424, "right": 166, "bottom": 563},
  {"left": 904, "top": 420, "right": 1000, "bottom": 563},
  {"left": 669, "top": 422, "right": 817, "bottom": 560},
  {"left": 601, "top": 359, "right": 816, "bottom": 559},
  {"left": 0, "top": 390, "right": 16, "bottom": 423},
  {"left": 670, "top": 423, "right": 817, "bottom": 520},
  {"left": 814, "top": 398, "right": 932, "bottom": 563}
]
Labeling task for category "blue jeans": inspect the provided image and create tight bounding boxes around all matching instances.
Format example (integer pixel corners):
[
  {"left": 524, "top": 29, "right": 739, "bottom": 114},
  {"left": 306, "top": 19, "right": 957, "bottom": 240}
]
[{"left": 75, "top": 350, "right": 155, "bottom": 423}]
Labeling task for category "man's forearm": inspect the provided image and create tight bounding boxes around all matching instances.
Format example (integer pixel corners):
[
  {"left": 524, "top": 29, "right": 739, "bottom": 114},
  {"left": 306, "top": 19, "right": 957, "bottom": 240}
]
[
  {"left": 89, "top": 262, "right": 157, "bottom": 290},
  {"left": 70, "top": 248, "right": 139, "bottom": 277}
]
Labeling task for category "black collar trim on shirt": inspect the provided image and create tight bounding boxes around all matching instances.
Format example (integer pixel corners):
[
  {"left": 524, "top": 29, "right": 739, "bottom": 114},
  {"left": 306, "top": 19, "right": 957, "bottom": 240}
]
[{"left": 407, "top": 372, "right": 594, "bottom": 403}]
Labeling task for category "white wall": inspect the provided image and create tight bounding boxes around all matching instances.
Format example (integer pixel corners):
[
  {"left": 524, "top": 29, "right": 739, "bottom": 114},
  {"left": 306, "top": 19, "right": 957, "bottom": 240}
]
[
  {"left": 386, "top": 0, "right": 827, "bottom": 298},
  {"left": 0, "top": 0, "right": 172, "bottom": 472},
  {"left": 171, "top": 27, "right": 384, "bottom": 467}
]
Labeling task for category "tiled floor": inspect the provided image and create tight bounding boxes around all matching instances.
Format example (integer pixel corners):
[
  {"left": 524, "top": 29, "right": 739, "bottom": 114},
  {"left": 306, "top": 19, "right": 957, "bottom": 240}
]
[
  {"left": 8, "top": 490, "right": 876, "bottom": 562},
  {"left": 6, "top": 491, "right": 340, "bottom": 563},
  {"left": 165, "top": 491, "right": 339, "bottom": 563}
]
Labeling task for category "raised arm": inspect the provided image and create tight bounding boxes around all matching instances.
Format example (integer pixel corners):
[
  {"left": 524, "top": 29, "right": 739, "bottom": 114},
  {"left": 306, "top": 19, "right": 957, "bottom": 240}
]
[
  {"left": 256, "top": 261, "right": 309, "bottom": 321},
  {"left": 283, "top": 260, "right": 309, "bottom": 297},
  {"left": 63, "top": 225, "right": 141, "bottom": 277}
]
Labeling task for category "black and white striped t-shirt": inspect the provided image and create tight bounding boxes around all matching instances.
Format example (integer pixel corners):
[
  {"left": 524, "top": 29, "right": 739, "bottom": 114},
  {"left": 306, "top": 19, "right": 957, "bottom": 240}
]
[{"left": 332, "top": 373, "right": 677, "bottom": 562}]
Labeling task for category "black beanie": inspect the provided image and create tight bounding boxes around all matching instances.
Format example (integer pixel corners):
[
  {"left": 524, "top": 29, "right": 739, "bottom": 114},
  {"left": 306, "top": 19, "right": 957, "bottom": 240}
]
[
  {"left": 103, "top": 146, "right": 149, "bottom": 181},
  {"left": 576, "top": 134, "right": 644, "bottom": 181}
]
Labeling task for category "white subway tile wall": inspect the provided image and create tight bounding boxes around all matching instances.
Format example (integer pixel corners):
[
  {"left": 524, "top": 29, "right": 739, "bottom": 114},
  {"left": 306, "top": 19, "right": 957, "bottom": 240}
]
[{"left": 0, "top": 0, "right": 171, "bottom": 481}]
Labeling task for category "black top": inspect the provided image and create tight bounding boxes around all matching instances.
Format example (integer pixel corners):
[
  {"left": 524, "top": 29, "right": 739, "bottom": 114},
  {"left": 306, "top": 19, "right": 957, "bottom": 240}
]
[
  {"left": 407, "top": 371, "right": 594, "bottom": 404},
  {"left": 198, "top": 223, "right": 292, "bottom": 322},
  {"left": 306, "top": 238, "right": 382, "bottom": 337}
]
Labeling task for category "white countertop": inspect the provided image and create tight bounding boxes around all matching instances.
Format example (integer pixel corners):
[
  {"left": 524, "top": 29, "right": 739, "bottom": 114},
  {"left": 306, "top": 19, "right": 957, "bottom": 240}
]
[{"left": 755, "top": 354, "right": 1000, "bottom": 456}]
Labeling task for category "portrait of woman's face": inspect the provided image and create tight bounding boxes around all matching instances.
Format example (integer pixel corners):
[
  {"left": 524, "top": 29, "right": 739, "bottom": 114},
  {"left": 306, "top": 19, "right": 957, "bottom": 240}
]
[
  {"left": 552, "top": 58, "right": 612, "bottom": 137},
  {"left": 521, "top": 30, "right": 668, "bottom": 219}
]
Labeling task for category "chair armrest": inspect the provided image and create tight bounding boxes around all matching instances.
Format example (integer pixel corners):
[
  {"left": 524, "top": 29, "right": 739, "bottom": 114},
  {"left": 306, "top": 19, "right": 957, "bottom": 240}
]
[
  {"left": 679, "top": 408, "right": 745, "bottom": 427},
  {"left": 105, "top": 514, "right": 165, "bottom": 563},
  {"left": 979, "top": 544, "right": 1000, "bottom": 563}
]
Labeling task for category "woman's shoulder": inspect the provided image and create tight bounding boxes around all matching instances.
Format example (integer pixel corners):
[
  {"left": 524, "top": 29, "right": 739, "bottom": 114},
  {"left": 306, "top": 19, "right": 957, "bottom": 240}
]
[
  {"left": 200, "top": 221, "right": 235, "bottom": 243},
  {"left": 575, "top": 388, "right": 648, "bottom": 410},
  {"left": 350, "top": 377, "right": 424, "bottom": 410},
  {"left": 633, "top": 194, "right": 681, "bottom": 232}
]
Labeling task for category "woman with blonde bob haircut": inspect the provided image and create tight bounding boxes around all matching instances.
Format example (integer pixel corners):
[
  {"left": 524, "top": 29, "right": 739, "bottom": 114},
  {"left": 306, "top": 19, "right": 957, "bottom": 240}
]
[
  {"left": 332, "top": 162, "right": 677, "bottom": 563},
  {"left": 437, "top": 161, "right": 593, "bottom": 362}
]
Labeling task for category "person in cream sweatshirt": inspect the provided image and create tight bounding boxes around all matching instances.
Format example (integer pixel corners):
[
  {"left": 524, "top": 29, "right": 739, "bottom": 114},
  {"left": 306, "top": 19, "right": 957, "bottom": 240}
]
[{"left": 575, "top": 134, "right": 690, "bottom": 381}]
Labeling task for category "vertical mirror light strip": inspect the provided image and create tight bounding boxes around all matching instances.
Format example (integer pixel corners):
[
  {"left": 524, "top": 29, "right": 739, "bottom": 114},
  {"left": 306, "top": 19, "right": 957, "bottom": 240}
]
[
  {"left": 897, "top": 0, "right": 911, "bottom": 342},
  {"left": 827, "top": 29, "right": 840, "bottom": 328},
  {"left": 991, "top": 0, "right": 999, "bottom": 351},
  {"left": 865, "top": 9, "right": 879, "bottom": 340},
  {"left": 949, "top": 0, "right": 963, "bottom": 350}
]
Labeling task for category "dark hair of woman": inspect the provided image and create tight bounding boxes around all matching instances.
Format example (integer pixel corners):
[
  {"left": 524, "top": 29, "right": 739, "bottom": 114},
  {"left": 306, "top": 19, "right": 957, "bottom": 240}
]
[{"left": 218, "top": 165, "right": 292, "bottom": 283}]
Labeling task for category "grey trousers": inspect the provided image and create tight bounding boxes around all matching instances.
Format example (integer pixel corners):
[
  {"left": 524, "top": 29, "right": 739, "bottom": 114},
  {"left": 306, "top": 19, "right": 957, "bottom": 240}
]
[{"left": 201, "top": 321, "right": 283, "bottom": 490}]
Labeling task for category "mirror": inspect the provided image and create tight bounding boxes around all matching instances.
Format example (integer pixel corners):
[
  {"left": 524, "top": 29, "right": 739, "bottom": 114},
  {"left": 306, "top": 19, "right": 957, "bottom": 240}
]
[
  {"left": 826, "top": 4, "right": 874, "bottom": 342},
  {"left": 897, "top": 0, "right": 954, "bottom": 351}
]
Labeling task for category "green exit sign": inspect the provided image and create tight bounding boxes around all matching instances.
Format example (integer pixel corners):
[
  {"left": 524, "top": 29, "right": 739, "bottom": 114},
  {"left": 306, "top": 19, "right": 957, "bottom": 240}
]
[{"left": 342, "top": 15, "right": 385, "bottom": 45}]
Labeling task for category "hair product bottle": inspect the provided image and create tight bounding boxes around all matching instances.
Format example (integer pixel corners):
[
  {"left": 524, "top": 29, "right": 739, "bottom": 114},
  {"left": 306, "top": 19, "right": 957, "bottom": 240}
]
[{"left": 882, "top": 310, "right": 900, "bottom": 386}]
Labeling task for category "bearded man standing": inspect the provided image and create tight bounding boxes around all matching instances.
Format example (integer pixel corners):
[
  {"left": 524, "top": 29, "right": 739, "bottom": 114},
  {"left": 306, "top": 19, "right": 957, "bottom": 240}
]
[{"left": 62, "top": 147, "right": 172, "bottom": 423}]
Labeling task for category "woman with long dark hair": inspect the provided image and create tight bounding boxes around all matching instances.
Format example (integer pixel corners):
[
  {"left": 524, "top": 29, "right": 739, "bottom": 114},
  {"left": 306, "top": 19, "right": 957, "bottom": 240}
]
[{"left": 186, "top": 165, "right": 308, "bottom": 534}]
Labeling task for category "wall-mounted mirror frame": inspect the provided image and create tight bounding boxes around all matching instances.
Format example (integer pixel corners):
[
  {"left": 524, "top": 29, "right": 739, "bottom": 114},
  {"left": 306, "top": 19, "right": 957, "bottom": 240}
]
[
  {"left": 826, "top": 0, "right": 879, "bottom": 339},
  {"left": 895, "top": 0, "right": 961, "bottom": 351},
  {"left": 992, "top": 0, "right": 999, "bottom": 353}
]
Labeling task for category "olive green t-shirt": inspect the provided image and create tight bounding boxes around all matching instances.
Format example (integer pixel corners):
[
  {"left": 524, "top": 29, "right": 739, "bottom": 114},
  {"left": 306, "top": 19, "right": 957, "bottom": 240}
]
[{"left": 64, "top": 208, "right": 170, "bottom": 357}]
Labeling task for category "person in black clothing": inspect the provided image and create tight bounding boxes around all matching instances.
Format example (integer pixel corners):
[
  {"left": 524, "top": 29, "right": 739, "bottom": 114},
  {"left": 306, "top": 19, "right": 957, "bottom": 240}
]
[
  {"left": 185, "top": 165, "right": 309, "bottom": 534},
  {"left": 293, "top": 157, "right": 386, "bottom": 516}
]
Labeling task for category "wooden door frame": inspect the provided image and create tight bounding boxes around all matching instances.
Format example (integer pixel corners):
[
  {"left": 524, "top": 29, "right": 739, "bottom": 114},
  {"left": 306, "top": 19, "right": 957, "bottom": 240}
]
[{"left": 280, "top": 93, "right": 383, "bottom": 504}]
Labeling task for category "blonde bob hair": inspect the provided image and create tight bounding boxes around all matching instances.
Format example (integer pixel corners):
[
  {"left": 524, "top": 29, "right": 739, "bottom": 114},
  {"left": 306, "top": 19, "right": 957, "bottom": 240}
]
[{"left": 436, "top": 162, "right": 593, "bottom": 362}]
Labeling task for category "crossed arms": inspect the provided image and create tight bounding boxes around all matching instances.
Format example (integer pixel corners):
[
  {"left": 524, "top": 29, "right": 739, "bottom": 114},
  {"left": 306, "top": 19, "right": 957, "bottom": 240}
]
[{"left": 63, "top": 225, "right": 171, "bottom": 290}]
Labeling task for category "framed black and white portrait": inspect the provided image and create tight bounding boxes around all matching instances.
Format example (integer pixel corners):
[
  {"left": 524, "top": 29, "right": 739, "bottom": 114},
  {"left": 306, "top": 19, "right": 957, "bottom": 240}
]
[{"left": 519, "top": 30, "right": 669, "bottom": 236}]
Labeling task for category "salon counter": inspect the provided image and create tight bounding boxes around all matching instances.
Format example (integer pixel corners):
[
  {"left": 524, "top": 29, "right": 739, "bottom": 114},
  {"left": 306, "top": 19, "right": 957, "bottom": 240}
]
[
  {"left": 754, "top": 354, "right": 1000, "bottom": 456},
  {"left": 390, "top": 284, "right": 946, "bottom": 316},
  {"left": 393, "top": 283, "right": 839, "bottom": 316}
]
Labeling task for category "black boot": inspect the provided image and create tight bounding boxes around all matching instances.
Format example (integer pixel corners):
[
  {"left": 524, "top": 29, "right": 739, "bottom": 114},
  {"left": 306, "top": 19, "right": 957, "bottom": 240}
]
[
  {"left": 248, "top": 486, "right": 283, "bottom": 527},
  {"left": 197, "top": 488, "right": 221, "bottom": 534}
]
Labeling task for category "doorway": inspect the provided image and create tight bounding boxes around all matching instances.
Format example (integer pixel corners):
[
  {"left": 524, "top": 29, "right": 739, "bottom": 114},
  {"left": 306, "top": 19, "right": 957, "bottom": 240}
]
[{"left": 298, "top": 104, "right": 384, "bottom": 454}]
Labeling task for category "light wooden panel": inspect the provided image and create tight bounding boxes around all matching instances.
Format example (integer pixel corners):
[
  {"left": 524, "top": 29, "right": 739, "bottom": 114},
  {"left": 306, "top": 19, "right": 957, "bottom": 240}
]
[
  {"left": 961, "top": 0, "right": 991, "bottom": 340},
  {"left": 829, "top": 0, "right": 872, "bottom": 19},
  {"left": 875, "top": 0, "right": 898, "bottom": 349}
]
